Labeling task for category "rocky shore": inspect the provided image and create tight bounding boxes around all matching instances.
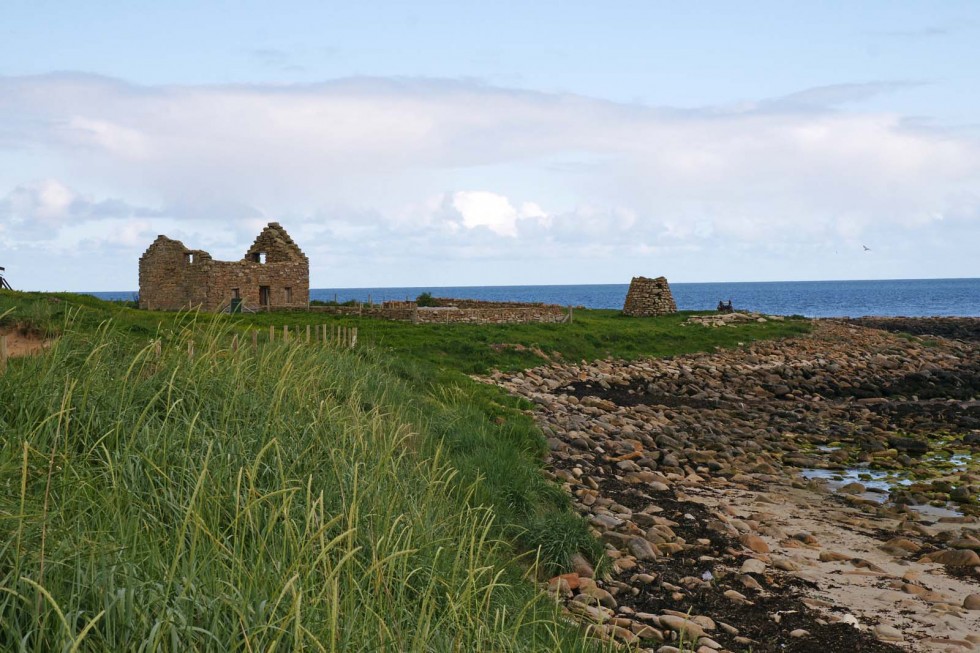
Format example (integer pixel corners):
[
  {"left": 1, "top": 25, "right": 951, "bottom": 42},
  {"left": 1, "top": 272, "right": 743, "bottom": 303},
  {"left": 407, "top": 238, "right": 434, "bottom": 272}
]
[
  {"left": 485, "top": 319, "right": 980, "bottom": 652},
  {"left": 844, "top": 317, "right": 980, "bottom": 344}
]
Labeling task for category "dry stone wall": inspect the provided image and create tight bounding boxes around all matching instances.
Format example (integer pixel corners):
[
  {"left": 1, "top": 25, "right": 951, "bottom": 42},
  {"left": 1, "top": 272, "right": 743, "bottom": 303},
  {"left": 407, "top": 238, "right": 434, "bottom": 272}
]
[
  {"left": 309, "top": 301, "right": 569, "bottom": 324},
  {"left": 139, "top": 222, "right": 309, "bottom": 312},
  {"left": 622, "top": 275, "right": 677, "bottom": 317},
  {"left": 414, "top": 306, "right": 568, "bottom": 324}
]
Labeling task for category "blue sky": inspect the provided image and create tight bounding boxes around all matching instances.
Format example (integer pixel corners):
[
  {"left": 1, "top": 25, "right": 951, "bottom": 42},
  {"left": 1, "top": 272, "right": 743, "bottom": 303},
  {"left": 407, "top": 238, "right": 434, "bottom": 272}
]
[{"left": 1, "top": 1, "right": 978, "bottom": 290}]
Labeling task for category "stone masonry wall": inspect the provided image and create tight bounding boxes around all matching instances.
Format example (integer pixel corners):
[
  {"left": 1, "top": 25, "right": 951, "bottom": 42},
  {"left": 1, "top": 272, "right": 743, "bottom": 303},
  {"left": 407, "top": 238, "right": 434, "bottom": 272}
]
[
  {"left": 139, "top": 222, "right": 309, "bottom": 312},
  {"left": 622, "top": 275, "right": 677, "bottom": 317},
  {"left": 308, "top": 302, "right": 569, "bottom": 324},
  {"left": 419, "top": 298, "right": 562, "bottom": 309},
  {"left": 414, "top": 306, "right": 568, "bottom": 324}
]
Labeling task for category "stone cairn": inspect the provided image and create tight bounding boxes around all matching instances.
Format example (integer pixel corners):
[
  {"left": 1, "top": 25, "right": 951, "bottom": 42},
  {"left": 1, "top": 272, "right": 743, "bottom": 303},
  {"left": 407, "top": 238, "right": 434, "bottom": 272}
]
[{"left": 622, "top": 275, "right": 677, "bottom": 317}]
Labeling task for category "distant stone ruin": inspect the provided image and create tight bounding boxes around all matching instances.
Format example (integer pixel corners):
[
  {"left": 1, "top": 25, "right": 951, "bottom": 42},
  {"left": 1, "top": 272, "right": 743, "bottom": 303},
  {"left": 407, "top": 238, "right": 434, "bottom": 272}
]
[
  {"left": 138, "top": 222, "right": 309, "bottom": 312},
  {"left": 622, "top": 276, "right": 677, "bottom": 317}
]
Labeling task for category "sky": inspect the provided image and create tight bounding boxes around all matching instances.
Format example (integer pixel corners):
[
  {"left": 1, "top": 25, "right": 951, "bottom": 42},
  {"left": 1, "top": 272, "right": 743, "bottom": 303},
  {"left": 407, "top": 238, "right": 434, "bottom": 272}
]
[{"left": 1, "top": 1, "right": 979, "bottom": 291}]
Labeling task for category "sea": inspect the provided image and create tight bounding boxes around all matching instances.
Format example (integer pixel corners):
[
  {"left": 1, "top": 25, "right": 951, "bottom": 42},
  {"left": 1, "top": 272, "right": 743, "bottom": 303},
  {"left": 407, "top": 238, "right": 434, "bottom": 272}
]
[{"left": 87, "top": 278, "right": 980, "bottom": 318}]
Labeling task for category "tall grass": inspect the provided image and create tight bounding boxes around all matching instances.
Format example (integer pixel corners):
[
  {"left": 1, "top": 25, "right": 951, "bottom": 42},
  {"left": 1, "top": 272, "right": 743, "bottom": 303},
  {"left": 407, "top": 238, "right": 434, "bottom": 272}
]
[{"left": 0, "top": 316, "right": 596, "bottom": 651}]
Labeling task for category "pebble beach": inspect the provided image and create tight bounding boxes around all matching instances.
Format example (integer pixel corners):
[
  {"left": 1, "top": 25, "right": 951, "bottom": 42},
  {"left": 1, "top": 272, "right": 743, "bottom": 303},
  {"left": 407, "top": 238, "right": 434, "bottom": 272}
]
[{"left": 486, "top": 317, "right": 980, "bottom": 652}]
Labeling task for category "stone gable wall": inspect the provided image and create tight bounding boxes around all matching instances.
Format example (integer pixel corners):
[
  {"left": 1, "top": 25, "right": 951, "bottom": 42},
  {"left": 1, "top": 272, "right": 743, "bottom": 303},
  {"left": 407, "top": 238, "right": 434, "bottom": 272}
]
[
  {"left": 622, "top": 276, "right": 677, "bottom": 317},
  {"left": 139, "top": 223, "right": 309, "bottom": 312}
]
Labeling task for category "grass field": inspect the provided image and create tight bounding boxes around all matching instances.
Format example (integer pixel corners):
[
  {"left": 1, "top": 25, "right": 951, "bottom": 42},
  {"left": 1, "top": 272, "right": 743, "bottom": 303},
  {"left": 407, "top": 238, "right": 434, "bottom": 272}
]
[{"left": 0, "top": 290, "right": 810, "bottom": 650}]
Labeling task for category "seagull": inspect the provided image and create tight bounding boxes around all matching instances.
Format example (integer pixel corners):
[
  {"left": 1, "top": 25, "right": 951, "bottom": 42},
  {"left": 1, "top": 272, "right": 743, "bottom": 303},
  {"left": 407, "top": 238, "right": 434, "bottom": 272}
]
[{"left": 863, "top": 245, "right": 871, "bottom": 252}]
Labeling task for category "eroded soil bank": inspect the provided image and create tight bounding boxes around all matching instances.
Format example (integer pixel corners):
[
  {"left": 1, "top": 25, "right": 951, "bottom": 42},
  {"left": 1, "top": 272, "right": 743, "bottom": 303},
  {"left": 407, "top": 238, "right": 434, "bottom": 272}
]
[
  {"left": 0, "top": 327, "right": 52, "bottom": 358},
  {"left": 487, "top": 319, "right": 980, "bottom": 652}
]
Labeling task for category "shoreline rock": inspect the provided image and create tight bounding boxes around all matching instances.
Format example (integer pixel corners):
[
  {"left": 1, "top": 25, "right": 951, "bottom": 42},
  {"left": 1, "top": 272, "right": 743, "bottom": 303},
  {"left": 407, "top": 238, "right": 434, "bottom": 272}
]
[{"left": 487, "top": 319, "right": 980, "bottom": 652}]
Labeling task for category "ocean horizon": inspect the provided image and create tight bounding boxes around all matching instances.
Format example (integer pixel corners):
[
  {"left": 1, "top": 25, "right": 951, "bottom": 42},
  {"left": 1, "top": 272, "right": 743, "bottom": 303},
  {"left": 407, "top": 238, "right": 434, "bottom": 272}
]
[{"left": 83, "top": 277, "right": 980, "bottom": 318}]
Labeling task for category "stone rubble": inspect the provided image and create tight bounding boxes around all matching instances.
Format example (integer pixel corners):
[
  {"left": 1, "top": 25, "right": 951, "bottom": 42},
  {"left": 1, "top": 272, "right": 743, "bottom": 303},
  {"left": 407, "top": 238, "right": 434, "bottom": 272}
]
[{"left": 683, "top": 312, "right": 785, "bottom": 328}]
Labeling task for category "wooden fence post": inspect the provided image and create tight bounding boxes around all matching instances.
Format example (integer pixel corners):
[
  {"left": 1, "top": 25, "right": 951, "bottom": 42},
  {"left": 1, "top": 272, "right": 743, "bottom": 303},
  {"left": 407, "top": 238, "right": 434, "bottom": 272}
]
[
  {"left": 187, "top": 340, "right": 194, "bottom": 360},
  {"left": 154, "top": 339, "right": 162, "bottom": 358},
  {"left": 306, "top": 324, "right": 310, "bottom": 344},
  {"left": 231, "top": 334, "right": 239, "bottom": 353},
  {"left": 351, "top": 327, "right": 358, "bottom": 348},
  {"left": 568, "top": 305, "right": 573, "bottom": 324},
  {"left": 283, "top": 325, "right": 289, "bottom": 342},
  {"left": 252, "top": 330, "right": 258, "bottom": 350},
  {"left": 269, "top": 325, "right": 275, "bottom": 343},
  {"left": 0, "top": 335, "right": 7, "bottom": 373}
]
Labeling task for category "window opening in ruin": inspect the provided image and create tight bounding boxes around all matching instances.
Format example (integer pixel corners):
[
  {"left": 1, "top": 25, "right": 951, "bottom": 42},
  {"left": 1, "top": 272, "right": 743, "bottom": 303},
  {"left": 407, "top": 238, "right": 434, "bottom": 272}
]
[
  {"left": 186, "top": 253, "right": 194, "bottom": 264},
  {"left": 285, "top": 287, "right": 292, "bottom": 303},
  {"left": 253, "top": 252, "right": 267, "bottom": 264},
  {"left": 259, "top": 286, "right": 270, "bottom": 306},
  {"left": 232, "top": 288, "right": 240, "bottom": 299}
]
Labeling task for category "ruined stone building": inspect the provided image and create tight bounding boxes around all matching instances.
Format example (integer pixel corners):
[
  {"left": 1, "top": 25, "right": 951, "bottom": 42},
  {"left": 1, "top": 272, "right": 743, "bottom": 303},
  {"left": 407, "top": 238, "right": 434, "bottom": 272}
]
[
  {"left": 138, "top": 222, "right": 309, "bottom": 311},
  {"left": 622, "top": 276, "right": 677, "bottom": 317}
]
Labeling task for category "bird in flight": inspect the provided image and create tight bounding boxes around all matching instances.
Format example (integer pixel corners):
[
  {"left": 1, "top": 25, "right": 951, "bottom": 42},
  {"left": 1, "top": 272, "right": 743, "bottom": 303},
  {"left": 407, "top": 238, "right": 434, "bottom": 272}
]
[{"left": 863, "top": 245, "right": 871, "bottom": 252}]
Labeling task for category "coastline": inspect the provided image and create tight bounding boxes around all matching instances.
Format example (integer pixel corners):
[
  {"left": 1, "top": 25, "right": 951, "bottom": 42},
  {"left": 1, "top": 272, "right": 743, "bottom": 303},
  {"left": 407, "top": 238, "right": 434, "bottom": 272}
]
[
  {"left": 487, "top": 318, "right": 980, "bottom": 651},
  {"left": 83, "top": 278, "right": 980, "bottom": 317}
]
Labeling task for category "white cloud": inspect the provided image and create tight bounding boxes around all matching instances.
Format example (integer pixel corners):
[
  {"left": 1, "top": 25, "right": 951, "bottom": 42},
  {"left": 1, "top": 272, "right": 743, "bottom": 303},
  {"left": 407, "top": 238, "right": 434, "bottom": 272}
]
[
  {"left": 0, "top": 73, "right": 978, "bottom": 287},
  {"left": 452, "top": 190, "right": 525, "bottom": 237},
  {"left": 10, "top": 179, "right": 76, "bottom": 223}
]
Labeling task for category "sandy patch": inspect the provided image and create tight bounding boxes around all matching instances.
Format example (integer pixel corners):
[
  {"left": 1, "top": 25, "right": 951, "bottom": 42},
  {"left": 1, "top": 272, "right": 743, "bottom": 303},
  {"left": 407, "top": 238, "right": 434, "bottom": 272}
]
[
  {"left": 684, "top": 479, "right": 980, "bottom": 651},
  {"left": 0, "top": 327, "right": 53, "bottom": 358}
]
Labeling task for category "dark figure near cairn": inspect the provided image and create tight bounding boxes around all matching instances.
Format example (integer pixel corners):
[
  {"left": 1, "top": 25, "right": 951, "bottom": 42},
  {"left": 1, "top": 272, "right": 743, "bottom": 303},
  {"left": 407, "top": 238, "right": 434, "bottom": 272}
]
[
  {"left": 717, "top": 299, "right": 733, "bottom": 313},
  {"left": 0, "top": 266, "right": 12, "bottom": 291}
]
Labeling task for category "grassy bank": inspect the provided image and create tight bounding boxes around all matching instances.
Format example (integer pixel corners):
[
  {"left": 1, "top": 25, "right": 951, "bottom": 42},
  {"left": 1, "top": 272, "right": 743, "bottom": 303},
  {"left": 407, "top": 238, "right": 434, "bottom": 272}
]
[
  {"left": 230, "top": 307, "right": 811, "bottom": 375},
  {"left": 0, "top": 290, "right": 810, "bottom": 650},
  {"left": 0, "top": 315, "right": 600, "bottom": 651}
]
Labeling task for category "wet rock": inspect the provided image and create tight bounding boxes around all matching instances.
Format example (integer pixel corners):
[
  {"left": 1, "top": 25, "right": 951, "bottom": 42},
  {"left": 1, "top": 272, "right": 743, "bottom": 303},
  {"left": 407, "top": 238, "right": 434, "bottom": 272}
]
[
  {"left": 570, "top": 552, "right": 594, "bottom": 578},
  {"left": 658, "top": 615, "right": 705, "bottom": 639},
  {"left": 740, "top": 558, "right": 767, "bottom": 575},
  {"left": 578, "top": 585, "right": 617, "bottom": 609},
  {"left": 886, "top": 436, "right": 928, "bottom": 454},
  {"left": 880, "top": 537, "right": 921, "bottom": 555},
  {"left": 739, "top": 533, "right": 770, "bottom": 554},
  {"left": 926, "top": 549, "right": 980, "bottom": 567},
  {"left": 773, "top": 558, "right": 800, "bottom": 572},
  {"left": 951, "top": 486, "right": 974, "bottom": 503},
  {"left": 838, "top": 482, "right": 866, "bottom": 494},
  {"left": 873, "top": 624, "right": 903, "bottom": 641},
  {"left": 724, "top": 589, "right": 753, "bottom": 605},
  {"left": 629, "top": 537, "right": 659, "bottom": 561}
]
